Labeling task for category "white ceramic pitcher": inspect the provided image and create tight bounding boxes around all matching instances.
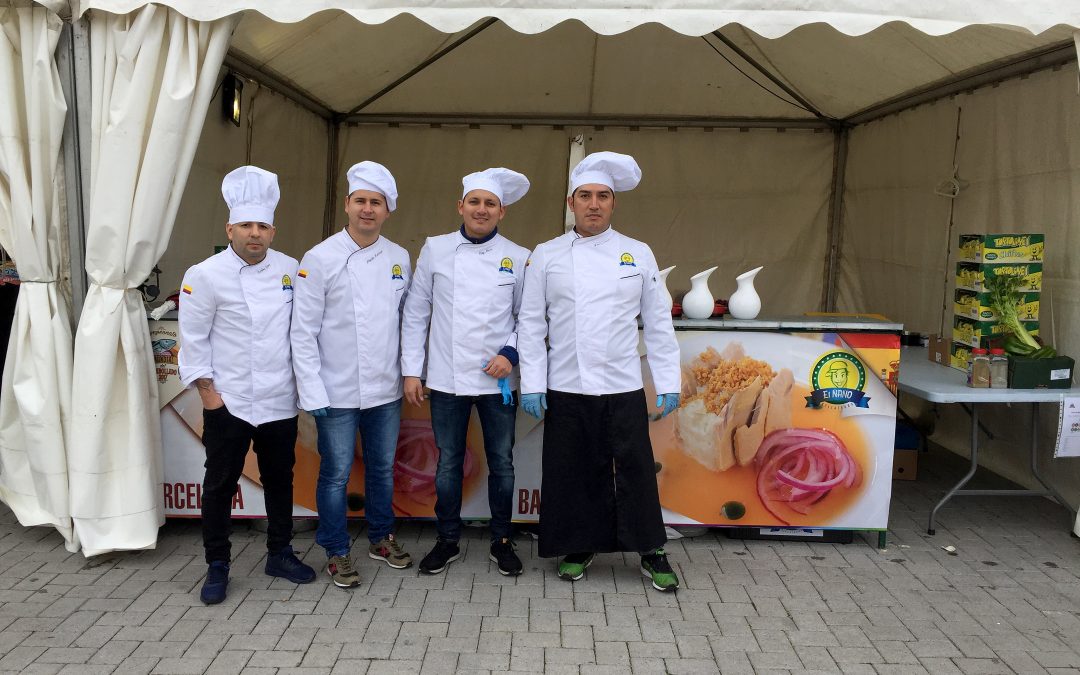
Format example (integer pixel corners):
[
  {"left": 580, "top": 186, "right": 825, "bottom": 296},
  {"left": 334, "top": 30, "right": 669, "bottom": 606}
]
[
  {"left": 657, "top": 266, "right": 675, "bottom": 311},
  {"left": 728, "top": 266, "right": 763, "bottom": 319},
  {"left": 682, "top": 266, "right": 718, "bottom": 319}
]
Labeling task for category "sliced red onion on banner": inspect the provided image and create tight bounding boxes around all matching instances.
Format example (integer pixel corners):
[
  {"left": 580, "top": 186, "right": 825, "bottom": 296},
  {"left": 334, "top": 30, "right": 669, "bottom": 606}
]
[
  {"left": 393, "top": 418, "right": 474, "bottom": 495},
  {"left": 754, "top": 428, "right": 862, "bottom": 524}
]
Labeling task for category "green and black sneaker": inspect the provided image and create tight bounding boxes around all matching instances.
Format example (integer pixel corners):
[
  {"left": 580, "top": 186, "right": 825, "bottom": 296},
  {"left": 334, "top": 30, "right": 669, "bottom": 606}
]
[
  {"left": 641, "top": 549, "right": 679, "bottom": 592},
  {"left": 557, "top": 552, "right": 595, "bottom": 581}
]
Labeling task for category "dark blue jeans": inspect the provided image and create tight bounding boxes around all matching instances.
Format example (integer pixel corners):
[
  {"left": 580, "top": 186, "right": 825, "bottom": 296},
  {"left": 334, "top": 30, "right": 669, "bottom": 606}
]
[
  {"left": 314, "top": 400, "right": 402, "bottom": 556},
  {"left": 428, "top": 390, "right": 516, "bottom": 542}
]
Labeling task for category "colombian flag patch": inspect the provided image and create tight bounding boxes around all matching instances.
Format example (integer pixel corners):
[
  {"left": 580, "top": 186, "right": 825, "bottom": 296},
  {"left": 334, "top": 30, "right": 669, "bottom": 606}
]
[
  {"left": 182, "top": 285, "right": 193, "bottom": 295},
  {"left": 298, "top": 269, "right": 308, "bottom": 278}
]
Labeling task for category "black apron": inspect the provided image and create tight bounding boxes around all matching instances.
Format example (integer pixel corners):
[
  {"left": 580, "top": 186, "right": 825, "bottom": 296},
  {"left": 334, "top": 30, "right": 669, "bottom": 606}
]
[{"left": 538, "top": 388, "right": 667, "bottom": 557}]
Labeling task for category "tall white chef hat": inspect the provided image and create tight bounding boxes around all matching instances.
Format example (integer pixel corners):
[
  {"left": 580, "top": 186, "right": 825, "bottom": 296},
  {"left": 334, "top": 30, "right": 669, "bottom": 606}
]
[
  {"left": 222, "top": 165, "right": 280, "bottom": 225},
  {"left": 568, "top": 151, "right": 641, "bottom": 194},
  {"left": 461, "top": 167, "right": 531, "bottom": 206},
  {"left": 346, "top": 161, "right": 398, "bottom": 212}
]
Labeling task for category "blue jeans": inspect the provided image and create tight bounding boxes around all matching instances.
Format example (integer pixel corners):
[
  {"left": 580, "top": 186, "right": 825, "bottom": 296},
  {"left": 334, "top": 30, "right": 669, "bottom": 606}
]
[
  {"left": 314, "top": 399, "right": 402, "bottom": 556},
  {"left": 428, "top": 389, "right": 516, "bottom": 542}
]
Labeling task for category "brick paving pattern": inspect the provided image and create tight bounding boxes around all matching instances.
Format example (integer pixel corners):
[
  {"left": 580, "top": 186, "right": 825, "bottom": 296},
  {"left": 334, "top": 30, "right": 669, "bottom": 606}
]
[{"left": 0, "top": 444, "right": 1078, "bottom": 673}]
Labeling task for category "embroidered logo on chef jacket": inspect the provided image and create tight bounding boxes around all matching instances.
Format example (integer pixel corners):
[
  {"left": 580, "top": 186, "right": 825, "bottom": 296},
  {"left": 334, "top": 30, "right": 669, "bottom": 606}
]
[
  {"left": 619, "top": 252, "right": 636, "bottom": 267},
  {"left": 499, "top": 257, "right": 514, "bottom": 274},
  {"left": 182, "top": 285, "right": 193, "bottom": 295},
  {"left": 297, "top": 269, "right": 308, "bottom": 278},
  {"left": 391, "top": 264, "right": 404, "bottom": 280},
  {"left": 281, "top": 275, "right": 293, "bottom": 292}
]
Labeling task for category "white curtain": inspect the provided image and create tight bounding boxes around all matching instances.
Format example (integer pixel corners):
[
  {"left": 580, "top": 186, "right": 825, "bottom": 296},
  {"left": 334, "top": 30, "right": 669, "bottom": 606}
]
[
  {"left": 69, "top": 6, "right": 236, "bottom": 556},
  {"left": 0, "top": 4, "right": 76, "bottom": 551}
]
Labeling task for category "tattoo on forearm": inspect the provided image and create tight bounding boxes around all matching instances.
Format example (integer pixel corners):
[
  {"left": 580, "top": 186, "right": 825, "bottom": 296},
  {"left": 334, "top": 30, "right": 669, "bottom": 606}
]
[{"left": 195, "top": 378, "right": 214, "bottom": 391}]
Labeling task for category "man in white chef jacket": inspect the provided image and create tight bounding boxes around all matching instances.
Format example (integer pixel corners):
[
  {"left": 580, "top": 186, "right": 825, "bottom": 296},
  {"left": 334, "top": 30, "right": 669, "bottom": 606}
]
[
  {"left": 517, "top": 151, "right": 683, "bottom": 592},
  {"left": 401, "top": 168, "right": 531, "bottom": 577},
  {"left": 178, "top": 166, "right": 316, "bottom": 605},
  {"left": 291, "top": 161, "right": 414, "bottom": 588}
]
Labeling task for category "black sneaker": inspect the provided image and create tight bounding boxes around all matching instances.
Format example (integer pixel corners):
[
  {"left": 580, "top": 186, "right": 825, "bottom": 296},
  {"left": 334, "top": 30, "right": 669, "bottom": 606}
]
[
  {"left": 419, "top": 539, "right": 460, "bottom": 575},
  {"left": 200, "top": 561, "right": 229, "bottom": 605},
  {"left": 489, "top": 538, "right": 523, "bottom": 576},
  {"left": 265, "top": 546, "right": 316, "bottom": 584},
  {"left": 640, "top": 548, "right": 679, "bottom": 592}
]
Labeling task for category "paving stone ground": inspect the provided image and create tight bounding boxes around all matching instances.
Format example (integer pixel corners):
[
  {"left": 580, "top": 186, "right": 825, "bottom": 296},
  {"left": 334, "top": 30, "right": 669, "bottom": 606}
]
[{"left": 1, "top": 444, "right": 1079, "bottom": 674}]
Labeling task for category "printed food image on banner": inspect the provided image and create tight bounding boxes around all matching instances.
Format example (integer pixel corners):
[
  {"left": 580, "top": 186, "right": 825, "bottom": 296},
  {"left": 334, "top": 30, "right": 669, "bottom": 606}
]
[
  {"left": 240, "top": 403, "right": 491, "bottom": 519},
  {"left": 154, "top": 319, "right": 544, "bottom": 520},
  {"left": 644, "top": 331, "right": 898, "bottom": 530}
]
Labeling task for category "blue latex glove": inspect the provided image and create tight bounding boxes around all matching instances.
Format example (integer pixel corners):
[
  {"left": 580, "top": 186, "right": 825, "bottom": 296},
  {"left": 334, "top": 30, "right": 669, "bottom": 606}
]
[
  {"left": 482, "top": 359, "right": 514, "bottom": 406},
  {"left": 522, "top": 393, "right": 547, "bottom": 419},
  {"left": 307, "top": 407, "right": 329, "bottom": 418},
  {"left": 655, "top": 393, "right": 680, "bottom": 419}
]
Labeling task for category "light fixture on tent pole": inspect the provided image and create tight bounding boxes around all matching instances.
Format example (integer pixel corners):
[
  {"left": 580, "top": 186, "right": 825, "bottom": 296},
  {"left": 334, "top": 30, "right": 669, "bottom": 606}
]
[{"left": 222, "top": 72, "right": 243, "bottom": 127}]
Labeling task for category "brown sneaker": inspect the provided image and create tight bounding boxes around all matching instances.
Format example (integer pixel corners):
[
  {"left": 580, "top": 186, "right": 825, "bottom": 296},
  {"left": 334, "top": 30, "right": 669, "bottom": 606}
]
[
  {"left": 368, "top": 534, "right": 413, "bottom": 569},
  {"left": 326, "top": 554, "right": 361, "bottom": 588}
]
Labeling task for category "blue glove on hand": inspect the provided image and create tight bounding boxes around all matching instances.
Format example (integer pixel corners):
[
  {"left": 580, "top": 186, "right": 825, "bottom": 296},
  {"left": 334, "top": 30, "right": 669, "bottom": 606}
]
[
  {"left": 307, "top": 407, "right": 329, "bottom": 418},
  {"left": 522, "top": 393, "right": 547, "bottom": 419},
  {"left": 655, "top": 393, "right": 680, "bottom": 419},
  {"left": 482, "top": 359, "right": 515, "bottom": 406}
]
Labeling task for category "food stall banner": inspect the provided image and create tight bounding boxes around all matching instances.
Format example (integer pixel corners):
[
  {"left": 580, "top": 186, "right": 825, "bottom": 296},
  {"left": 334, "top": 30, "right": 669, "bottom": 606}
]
[
  {"left": 651, "top": 330, "right": 898, "bottom": 529},
  {"left": 156, "top": 321, "right": 896, "bottom": 531},
  {"left": 68, "top": 7, "right": 236, "bottom": 556},
  {"left": 0, "top": 4, "right": 77, "bottom": 550}
]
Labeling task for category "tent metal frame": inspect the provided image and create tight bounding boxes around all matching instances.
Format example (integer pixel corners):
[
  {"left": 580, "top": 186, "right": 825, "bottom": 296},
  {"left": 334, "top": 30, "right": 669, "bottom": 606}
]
[
  {"left": 57, "top": 14, "right": 1080, "bottom": 317},
  {"left": 57, "top": 17, "right": 92, "bottom": 323}
]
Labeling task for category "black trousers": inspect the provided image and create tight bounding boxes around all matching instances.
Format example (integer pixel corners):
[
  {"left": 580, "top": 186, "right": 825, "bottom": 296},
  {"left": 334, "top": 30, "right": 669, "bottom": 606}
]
[
  {"left": 201, "top": 406, "right": 298, "bottom": 563},
  {"left": 538, "top": 389, "right": 667, "bottom": 558}
]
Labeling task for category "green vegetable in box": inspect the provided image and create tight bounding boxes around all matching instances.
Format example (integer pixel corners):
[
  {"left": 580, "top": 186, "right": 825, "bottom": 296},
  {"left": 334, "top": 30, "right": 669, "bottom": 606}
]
[{"left": 986, "top": 275, "right": 1055, "bottom": 358}]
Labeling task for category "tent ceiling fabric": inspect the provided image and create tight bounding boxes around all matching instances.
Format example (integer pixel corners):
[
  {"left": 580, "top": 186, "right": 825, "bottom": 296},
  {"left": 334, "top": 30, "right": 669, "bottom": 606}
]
[
  {"left": 71, "top": 2, "right": 1080, "bottom": 38},
  {"left": 224, "top": 11, "right": 1076, "bottom": 121}
]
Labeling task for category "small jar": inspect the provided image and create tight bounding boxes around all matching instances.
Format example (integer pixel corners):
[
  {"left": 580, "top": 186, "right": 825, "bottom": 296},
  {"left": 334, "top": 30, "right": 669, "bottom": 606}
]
[
  {"left": 989, "top": 347, "right": 1008, "bottom": 389},
  {"left": 969, "top": 348, "right": 990, "bottom": 388}
]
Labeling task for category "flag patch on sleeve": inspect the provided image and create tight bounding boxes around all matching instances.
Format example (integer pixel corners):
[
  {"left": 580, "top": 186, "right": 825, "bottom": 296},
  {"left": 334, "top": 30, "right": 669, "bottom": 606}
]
[
  {"left": 298, "top": 269, "right": 308, "bottom": 278},
  {"left": 182, "top": 285, "right": 193, "bottom": 295}
]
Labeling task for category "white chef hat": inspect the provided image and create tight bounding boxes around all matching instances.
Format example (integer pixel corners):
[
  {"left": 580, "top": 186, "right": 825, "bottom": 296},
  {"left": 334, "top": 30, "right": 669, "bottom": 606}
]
[
  {"left": 346, "top": 161, "right": 398, "bottom": 212},
  {"left": 461, "top": 167, "right": 531, "bottom": 206},
  {"left": 222, "top": 165, "right": 279, "bottom": 225},
  {"left": 568, "top": 151, "right": 641, "bottom": 194}
]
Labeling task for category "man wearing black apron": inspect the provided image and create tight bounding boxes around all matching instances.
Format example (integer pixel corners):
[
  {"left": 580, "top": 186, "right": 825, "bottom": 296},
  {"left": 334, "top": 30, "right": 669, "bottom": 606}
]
[{"left": 517, "top": 151, "right": 682, "bottom": 591}]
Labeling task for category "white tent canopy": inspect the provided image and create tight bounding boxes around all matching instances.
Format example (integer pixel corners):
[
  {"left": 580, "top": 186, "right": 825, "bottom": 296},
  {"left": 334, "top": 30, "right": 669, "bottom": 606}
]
[{"left": 3, "top": 0, "right": 1080, "bottom": 552}]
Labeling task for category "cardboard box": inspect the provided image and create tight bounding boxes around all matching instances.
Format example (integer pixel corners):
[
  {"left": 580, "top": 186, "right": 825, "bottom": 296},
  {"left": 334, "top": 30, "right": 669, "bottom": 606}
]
[
  {"left": 951, "top": 342, "right": 972, "bottom": 372},
  {"left": 954, "top": 288, "right": 1040, "bottom": 322},
  {"left": 956, "top": 262, "right": 1042, "bottom": 293},
  {"left": 892, "top": 448, "right": 918, "bottom": 481},
  {"left": 958, "top": 233, "right": 1044, "bottom": 263},
  {"left": 953, "top": 315, "right": 1039, "bottom": 349},
  {"left": 927, "top": 334, "right": 951, "bottom": 366},
  {"left": 1008, "top": 355, "right": 1075, "bottom": 389}
]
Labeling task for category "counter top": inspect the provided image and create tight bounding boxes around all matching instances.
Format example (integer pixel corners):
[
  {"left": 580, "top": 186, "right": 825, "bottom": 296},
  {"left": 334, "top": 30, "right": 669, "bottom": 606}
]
[
  {"left": 898, "top": 346, "right": 1080, "bottom": 402},
  {"left": 672, "top": 315, "right": 903, "bottom": 331}
]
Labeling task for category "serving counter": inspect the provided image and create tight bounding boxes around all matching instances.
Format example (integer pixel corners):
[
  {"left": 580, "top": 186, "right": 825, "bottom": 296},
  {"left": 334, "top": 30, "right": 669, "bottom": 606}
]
[
  {"left": 642, "top": 316, "right": 900, "bottom": 546},
  {"left": 151, "top": 313, "right": 901, "bottom": 545}
]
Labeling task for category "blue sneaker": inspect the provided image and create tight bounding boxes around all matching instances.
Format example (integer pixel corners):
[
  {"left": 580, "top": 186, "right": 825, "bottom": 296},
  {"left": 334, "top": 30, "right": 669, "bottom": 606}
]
[
  {"left": 200, "top": 561, "right": 229, "bottom": 605},
  {"left": 265, "top": 546, "right": 316, "bottom": 584}
]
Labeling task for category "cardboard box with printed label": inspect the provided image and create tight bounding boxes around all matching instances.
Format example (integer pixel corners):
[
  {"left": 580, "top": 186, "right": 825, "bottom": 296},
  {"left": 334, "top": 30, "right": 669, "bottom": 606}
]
[
  {"left": 955, "top": 262, "right": 1042, "bottom": 293},
  {"left": 952, "top": 315, "right": 1039, "bottom": 350},
  {"left": 954, "top": 288, "right": 1040, "bottom": 322},
  {"left": 958, "top": 233, "right": 1044, "bottom": 264}
]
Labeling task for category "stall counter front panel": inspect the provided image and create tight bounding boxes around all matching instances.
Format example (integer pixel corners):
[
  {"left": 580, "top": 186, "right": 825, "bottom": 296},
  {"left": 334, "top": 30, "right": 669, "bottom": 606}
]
[{"left": 153, "top": 316, "right": 899, "bottom": 531}]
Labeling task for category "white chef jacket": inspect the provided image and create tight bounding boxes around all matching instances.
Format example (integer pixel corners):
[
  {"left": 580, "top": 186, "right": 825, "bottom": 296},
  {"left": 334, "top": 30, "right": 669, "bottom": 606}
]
[
  {"left": 518, "top": 226, "right": 680, "bottom": 397},
  {"left": 178, "top": 245, "right": 299, "bottom": 426},
  {"left": 291, "top": 229, "right": 411, "bottom": 411},
  {"left": 401, "top": 229, "right": 529, "bottom": 396}
]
